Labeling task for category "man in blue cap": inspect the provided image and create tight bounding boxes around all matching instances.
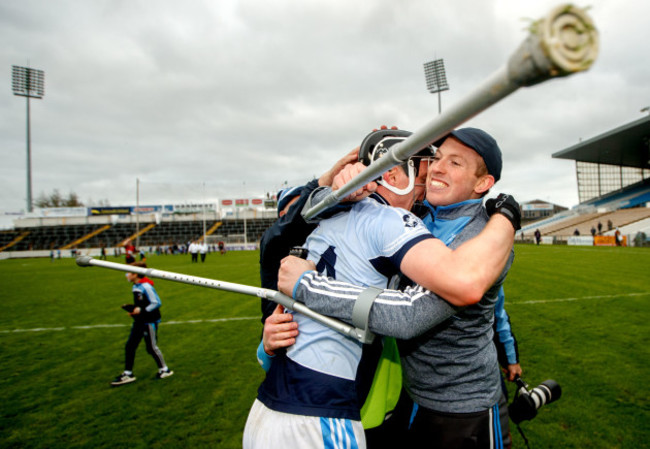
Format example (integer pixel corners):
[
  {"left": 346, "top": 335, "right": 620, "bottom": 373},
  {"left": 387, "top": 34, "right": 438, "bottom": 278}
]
[{"left": 277, "top": 127, "right": 519, "bottom": 448}]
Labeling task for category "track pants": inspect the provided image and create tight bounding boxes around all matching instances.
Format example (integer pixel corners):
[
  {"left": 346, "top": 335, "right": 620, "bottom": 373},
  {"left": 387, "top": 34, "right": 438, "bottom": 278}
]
[
  {"left": 408, "top": 402, "right": 504, "bottom": 449},
  {"left": 125, "top": 321, "right": 166, "bottom": 372}
]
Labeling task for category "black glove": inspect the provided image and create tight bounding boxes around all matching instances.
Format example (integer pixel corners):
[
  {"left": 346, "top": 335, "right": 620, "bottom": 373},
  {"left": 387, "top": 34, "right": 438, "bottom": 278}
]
[{"left": 486, "top": 194, "right": 521, "bottom": 231}]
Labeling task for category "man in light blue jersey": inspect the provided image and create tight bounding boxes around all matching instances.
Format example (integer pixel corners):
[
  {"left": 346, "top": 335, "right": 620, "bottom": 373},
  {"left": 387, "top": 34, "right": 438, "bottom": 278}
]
[
  {"left": 278, "top": 128, "right": 520, "bottom": 448},
  {"left": 245, "top": 129, "right": 518, "bottom": 449}
]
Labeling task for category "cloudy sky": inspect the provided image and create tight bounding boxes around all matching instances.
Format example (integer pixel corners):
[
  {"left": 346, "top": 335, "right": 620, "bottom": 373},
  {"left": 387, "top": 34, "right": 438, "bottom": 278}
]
[{"left": 1, "top": 0, "right": 648, "bottom": 215}]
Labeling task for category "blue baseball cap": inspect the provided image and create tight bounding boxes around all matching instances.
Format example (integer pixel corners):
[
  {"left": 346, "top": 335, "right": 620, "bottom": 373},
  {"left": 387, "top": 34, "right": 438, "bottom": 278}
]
[
  {"left": 277, "top": 186, "right": 304, "bottom": 213},
  {"left": 435, "top": 128, "right": 502, "bottom": 182}
]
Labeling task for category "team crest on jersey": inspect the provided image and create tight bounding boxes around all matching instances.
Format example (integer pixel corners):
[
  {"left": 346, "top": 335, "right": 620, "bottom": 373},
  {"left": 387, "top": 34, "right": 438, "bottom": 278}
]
[{"left": 402, "top": 214, "right": 419, "bottom": 228}]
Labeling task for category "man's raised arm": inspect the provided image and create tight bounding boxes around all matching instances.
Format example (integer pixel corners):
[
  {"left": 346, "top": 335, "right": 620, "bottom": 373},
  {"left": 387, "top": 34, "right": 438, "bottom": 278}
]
[{"left": 278, "top": 257, "right": 459, "bottom": 340}]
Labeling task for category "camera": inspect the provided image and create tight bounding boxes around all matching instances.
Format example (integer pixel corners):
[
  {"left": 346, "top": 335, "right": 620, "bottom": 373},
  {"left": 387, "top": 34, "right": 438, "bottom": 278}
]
[{"left": 508, "top": 376, "right": 562, "bottom": 424}]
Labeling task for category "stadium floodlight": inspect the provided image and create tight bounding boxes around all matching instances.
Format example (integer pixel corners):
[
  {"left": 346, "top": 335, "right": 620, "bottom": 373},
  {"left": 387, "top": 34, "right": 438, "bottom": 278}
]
[
  {"left": 423, "top": 58, "right": 449, "bottom": 114},
  {"left": 12, "top": 65, "right": 45, "bottom": 213}
]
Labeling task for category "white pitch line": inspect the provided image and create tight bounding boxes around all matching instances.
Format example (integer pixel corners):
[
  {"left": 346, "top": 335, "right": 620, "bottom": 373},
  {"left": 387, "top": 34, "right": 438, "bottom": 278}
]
[
  {"left": 509, "top": 291, "right": 650, "bottom": 305},
  {"left": 0, "top": 316, "right": 259, "bottom": 334},
  {"left": 73, "top": 324, "right": 127, "bottom": 329},
  {"left": 1, "top": 327, "right": 66, "bottom": 333},
  {"left": 2, "top": 292, "right": 648, "bottom": 334}
]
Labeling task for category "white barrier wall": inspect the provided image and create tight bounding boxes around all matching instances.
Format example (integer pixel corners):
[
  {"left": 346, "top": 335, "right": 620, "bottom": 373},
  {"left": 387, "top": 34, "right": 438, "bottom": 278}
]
[
  {"left": 540, "top": 236, "right": 555, "bottom": 245},
  {"left": 568, "top": 236, "right": 595, "bottom": 246}
]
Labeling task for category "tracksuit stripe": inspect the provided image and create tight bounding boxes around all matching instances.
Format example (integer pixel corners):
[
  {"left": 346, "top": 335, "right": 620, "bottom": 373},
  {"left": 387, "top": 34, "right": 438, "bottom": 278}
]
[
  {"left": 492, "top": 403, "right": 503, "bottom": 449},
  {"left": 320, "top": 417, "right": 359, "bottom": 449}
]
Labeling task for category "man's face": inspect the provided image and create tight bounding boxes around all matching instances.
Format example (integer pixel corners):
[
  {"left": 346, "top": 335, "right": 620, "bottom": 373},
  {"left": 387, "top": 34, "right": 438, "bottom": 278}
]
[
  {"left": 425, "top": 137, "right": 493, "bottom": 206},
  {"left": 391, "top": 158, "right": 430, "bottom": 211},
  {"left": 126, "top": 272, "right": 138, "bottom": 283},
  {"left": 413, "top": 159, "right": 429, "bottom": 203}
]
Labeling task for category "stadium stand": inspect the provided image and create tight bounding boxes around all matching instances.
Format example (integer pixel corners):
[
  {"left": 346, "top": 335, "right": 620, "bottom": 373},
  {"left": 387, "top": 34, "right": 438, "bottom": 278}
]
[
  {"left": 519, "top": 115, "right": 650, "bottom": 244},
  {"left": 542, "top": 208, "right": 650, "bottom": 238},
  {"left": 583, "top": 179, "right": 650, "bottom": 210},
  {"left": 0, "top": 230, "right": 29, "bottom": 252},
  {"left": 0, "top": 216, "right": 279, "bottom": 253}
]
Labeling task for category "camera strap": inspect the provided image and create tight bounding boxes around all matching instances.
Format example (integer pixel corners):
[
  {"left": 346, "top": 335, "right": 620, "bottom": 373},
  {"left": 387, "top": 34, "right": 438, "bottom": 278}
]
[{"left": 515, "top": 423, "right": 531, "bottom": 449}]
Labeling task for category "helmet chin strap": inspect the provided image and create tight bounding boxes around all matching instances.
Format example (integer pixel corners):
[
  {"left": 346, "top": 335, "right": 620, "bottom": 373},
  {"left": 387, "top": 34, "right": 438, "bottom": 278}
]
[{"left": 377, "top": 160, "right": 416, "bottom": 196}]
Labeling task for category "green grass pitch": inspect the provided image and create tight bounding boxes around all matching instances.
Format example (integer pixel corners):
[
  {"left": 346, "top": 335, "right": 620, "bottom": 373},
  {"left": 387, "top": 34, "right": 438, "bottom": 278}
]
[{"left": 1, "top": 244, "right": 648, "bottom": 448}]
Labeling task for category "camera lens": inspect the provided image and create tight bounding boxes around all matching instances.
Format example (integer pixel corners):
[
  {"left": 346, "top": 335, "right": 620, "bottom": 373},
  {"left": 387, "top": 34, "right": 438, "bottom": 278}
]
[
  {"left": 509, "top": 379, "right": 562, "bottom": 424},
  {"left": 532, "top": 379, "right": 562, "bottom": 406}
]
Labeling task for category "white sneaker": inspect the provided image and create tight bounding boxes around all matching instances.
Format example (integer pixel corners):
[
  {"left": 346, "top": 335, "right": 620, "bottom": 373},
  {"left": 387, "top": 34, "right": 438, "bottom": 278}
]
[
  {"left": 111, "top": 372, "right": 136, "bottom": 386},
  {"left": 157, "top": 369, "right": 174, "bottom": 379}
]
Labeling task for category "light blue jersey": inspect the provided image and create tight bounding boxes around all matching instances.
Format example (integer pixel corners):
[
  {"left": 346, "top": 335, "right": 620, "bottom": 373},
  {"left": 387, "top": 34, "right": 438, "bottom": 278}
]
[{"left": 257, "top": 193, "right": 433, "bottom": 420}]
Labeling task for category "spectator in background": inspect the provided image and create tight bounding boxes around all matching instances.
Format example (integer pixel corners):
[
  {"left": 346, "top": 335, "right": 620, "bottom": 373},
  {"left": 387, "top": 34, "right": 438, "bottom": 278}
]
[
  {"left": 573, "top": 228, "right": 580, "bottom": 236},
  {"left": 534, "top": 228, "right": 541, "bottom": 245},
  {"left": 591, "top": 226, "right": 596, "bottom": 238},
  {"left": 188, "top": 240, "right": 199, "bottom": 262},
  {"left": 124, "top": 239, "right": 136, "bottom": 264},
  {"left": 598, "top": 221, "right": 603, "bottom": 234},
  {"left": 199, "top": 240, "right": 208, "bottom": 263},
  {"left": 615, "top": 227, "right": 622, "bottom": 246}
]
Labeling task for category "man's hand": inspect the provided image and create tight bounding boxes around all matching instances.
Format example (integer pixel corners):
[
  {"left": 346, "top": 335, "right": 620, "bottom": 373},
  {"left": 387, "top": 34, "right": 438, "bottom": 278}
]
[
  {"left": 317, "top": 126, "right": 397, "bottom": 189},
  {"left": 129, "top": 307, "right": 141, "bottom": 317},
  {"left": 332, "top": 162, "right": 378, "bottom": 202},
  {"left": 503, "top": 363, "right": 523, "bottom": 382},
  {"left": 263, "top": 304, "right": 299, "bottom": 355},
  {"left": 318, "top": 147, "right": 360, "bottom": 187},
  {"left": 278, "top": 255, "right": 317, "bottom": 296},
  {"left": 486, "top": 194, "right": 521, "bottom": 231}
]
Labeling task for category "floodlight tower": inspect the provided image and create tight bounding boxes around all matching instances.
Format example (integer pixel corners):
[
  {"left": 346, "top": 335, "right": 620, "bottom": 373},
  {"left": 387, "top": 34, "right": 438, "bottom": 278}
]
[
  {"left": 12, "top": 65, "right": 45, "bottom": 213},
  {"left": 423, "top": 59, "right": 449, "bottom": 114}
]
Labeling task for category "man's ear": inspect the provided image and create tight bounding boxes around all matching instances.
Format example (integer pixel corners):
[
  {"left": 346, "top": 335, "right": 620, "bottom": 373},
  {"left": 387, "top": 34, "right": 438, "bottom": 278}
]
[
  {"left": 474, "top": 174, "right": 495, "bottom": 195},
  {"left": 382, "top": 167, "right": 399, "bottom": 186}
]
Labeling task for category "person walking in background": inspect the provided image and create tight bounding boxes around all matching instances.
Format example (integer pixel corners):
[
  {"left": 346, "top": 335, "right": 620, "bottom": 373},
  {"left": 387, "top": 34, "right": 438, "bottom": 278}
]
[{"left": 111, "top": 261, "right": 173, "bottom": 386}]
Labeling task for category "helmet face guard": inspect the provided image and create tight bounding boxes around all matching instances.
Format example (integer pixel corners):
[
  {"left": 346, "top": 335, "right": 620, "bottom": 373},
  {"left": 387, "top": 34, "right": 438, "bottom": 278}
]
[{"left": 358, "top": 129, "right": 433, "bottom": 196}]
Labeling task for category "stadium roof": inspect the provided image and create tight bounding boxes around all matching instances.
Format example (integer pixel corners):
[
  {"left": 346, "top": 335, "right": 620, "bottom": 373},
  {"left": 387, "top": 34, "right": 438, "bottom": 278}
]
[{"left": 552, "top": 115, "right": 650, "bottom": 169}]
